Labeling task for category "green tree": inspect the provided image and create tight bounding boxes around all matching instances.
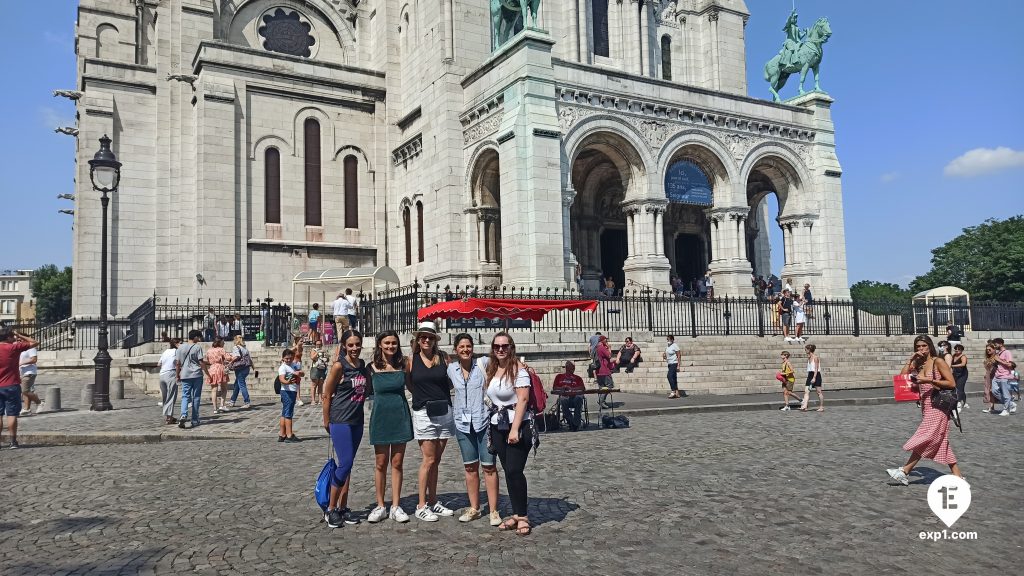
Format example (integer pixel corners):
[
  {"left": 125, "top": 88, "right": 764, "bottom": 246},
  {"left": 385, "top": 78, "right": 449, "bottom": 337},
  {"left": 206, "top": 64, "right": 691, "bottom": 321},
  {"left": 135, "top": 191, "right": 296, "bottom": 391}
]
[
  {"left": 31, "top": 265, "right": 73, "bottom": 324},
  {"left": 909, "top": 216, "right": 1024, "bottom": 302},
  {"left": 850, "top": 280, "right": 911, "bottom": 303}
]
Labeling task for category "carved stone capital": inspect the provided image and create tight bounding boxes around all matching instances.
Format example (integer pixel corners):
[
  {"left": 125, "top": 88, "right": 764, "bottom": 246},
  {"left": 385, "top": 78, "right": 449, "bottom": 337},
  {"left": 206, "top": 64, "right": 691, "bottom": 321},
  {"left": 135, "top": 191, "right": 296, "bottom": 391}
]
[
  {"left": 708, "top": 9, "right": 719, "bottom": 22},
  {"left": 562, "top": 188, "right": 577, "bottom": 208}
]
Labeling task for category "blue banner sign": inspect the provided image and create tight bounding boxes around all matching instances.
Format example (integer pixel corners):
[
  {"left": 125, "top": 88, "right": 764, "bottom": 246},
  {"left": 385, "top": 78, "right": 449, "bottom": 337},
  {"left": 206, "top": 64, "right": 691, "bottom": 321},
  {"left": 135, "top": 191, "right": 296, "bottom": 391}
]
[{"left": 665, "top": 161, "right": 712, "bottom": 206}]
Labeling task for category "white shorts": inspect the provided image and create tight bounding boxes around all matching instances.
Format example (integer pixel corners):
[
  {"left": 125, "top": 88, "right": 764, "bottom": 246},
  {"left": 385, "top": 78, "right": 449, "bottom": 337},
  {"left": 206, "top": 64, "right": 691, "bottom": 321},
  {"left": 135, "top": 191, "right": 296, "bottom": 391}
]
[{"left": 412, "top": 407, "right": 455, "bottom": 440}]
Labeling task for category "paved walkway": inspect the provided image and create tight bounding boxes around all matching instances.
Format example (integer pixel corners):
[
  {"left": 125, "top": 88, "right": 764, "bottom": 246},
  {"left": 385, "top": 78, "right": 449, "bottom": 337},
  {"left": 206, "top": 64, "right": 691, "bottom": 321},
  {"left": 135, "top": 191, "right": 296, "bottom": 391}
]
[
  {"left": 1, "top": 402, "right": 1018, "bottom": 575},
  {"left": 8, "top": 374, "right": 991, "bottom": 445}
]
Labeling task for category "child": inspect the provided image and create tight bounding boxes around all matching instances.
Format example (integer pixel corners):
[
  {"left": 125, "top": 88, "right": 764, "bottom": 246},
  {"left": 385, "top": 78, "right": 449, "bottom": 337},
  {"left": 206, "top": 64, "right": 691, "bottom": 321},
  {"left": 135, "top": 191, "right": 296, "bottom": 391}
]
[
  {"left": 308, "top": 303, "right": 322, "bottom": 344},
  {"left": 1010, "top": 362, "right": 1020, "bottom": 402},
  {"left": 800, "top": 343, "right": 824, "bottom": 412},
  {"left": 278, "top": 348, "right": 305, "bottom": 443},
  {"left": 777, "top": 351, "right": 797, "bottom": 410}
]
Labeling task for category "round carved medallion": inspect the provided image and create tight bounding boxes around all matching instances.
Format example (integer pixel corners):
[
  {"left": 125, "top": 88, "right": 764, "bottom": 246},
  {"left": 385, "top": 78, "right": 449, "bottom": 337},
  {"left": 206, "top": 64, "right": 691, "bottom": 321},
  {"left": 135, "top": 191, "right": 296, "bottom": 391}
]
[{"left": 258, "top": 8, "right": 316, "bottom": 58}]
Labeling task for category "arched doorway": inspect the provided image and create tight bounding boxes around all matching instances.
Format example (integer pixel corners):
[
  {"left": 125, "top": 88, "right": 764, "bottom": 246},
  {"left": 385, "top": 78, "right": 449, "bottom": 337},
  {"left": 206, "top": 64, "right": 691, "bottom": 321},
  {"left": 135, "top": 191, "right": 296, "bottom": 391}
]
[
  {"left": 746, "top": 155, "right": 804, "bottom": 293},
  {"left": 469, "top": 149, "right": 502, "bottom": 286},
  {"left": 569, "top": 131, "right": 645, "bottom": 295}
]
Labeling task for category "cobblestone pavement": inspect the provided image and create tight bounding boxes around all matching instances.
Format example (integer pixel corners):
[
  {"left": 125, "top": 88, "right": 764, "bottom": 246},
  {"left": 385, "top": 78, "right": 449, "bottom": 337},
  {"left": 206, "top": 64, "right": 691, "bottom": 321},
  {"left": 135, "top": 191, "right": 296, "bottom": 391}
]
[{"left": 1, "top": 403, "right": 1019, "bottom": 575}]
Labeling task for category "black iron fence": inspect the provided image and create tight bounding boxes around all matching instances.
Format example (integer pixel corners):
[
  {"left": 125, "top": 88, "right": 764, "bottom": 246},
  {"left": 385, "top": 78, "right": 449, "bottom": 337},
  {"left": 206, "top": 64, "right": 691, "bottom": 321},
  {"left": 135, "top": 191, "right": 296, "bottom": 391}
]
[
  {"left": 360, "top": 284, "right": 1024, "bottom": 338},
  {"left": 6, "top": 288, "right": 1022, "bottom": 351}
]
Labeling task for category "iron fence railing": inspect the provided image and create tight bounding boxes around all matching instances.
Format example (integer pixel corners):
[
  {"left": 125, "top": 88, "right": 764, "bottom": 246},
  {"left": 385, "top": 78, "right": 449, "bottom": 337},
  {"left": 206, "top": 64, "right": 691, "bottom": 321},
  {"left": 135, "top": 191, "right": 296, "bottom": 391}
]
[{"left": 5, "top": 288, "right": 1022, "bottom": 350}]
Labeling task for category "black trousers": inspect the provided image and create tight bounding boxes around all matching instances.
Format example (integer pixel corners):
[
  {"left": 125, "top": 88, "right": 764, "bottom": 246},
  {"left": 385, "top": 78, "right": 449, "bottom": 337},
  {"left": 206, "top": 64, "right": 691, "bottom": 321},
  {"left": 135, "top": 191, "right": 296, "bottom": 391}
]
[
  {"left": 491, "top": 423, "right": 532, "bottom": 517},
  {"left": 954, "top": 369, "right": 968, "bottom": 403}
]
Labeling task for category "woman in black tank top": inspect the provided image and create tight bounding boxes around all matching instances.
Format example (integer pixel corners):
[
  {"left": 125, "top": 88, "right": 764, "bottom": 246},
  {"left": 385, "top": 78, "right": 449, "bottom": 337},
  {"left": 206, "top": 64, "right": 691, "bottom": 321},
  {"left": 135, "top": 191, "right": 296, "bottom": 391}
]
[{"left": 406, "top": 322, "right": 456, "bottom": 521}]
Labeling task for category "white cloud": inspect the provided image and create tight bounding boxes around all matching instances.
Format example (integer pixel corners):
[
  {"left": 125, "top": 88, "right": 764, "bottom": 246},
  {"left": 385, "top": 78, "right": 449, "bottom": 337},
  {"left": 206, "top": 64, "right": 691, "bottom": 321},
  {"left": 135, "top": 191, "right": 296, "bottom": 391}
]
[
  {"left": 40, "top": 106, "right": 75, "bottom": 131},
  {"left": 943, "top": 147, "right": 1024, "bottom": 177},
  {"left": 880, "top": 172, "right": 899, "bottom": 183}
]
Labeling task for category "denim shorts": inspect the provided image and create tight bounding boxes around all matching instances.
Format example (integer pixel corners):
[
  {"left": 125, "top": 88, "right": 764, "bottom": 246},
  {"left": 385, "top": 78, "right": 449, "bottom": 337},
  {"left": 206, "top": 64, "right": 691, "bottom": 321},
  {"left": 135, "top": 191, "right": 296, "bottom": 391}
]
[
  {"left": 454, "top": 426, "right": 495, "bottom": 467},
  {"left": 1, "top": 385, "right": 23, "bottom": 416},
  {"left": 280, "top": 390, "right": 297, "bottom": 419}
]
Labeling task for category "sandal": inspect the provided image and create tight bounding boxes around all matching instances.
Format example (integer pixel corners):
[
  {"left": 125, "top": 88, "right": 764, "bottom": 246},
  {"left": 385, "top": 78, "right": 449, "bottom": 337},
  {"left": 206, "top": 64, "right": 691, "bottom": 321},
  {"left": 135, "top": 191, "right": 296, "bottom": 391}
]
[
  {"left": 497, "top": 517, "right": 517, "bottom": 531},
  {"left": 515, "top": 516, "right": 531, "bottom": 536}
]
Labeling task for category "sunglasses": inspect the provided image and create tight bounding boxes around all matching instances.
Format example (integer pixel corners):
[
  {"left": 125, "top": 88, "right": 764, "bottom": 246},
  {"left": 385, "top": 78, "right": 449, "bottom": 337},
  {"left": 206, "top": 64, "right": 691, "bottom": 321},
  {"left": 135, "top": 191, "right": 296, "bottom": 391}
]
[
  {"left": 492, "top": 343, "right": 511, "bottom": 351},
  {"left": 417, "top": 335, "right": 436, "bottom": 341}
]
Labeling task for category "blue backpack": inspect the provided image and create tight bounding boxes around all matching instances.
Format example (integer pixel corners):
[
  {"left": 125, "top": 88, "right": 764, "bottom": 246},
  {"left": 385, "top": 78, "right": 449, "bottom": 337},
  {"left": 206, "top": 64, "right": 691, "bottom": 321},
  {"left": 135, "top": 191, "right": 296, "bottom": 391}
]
[{"left": 315, "top": 442, "right": 336, "bottom": 516}]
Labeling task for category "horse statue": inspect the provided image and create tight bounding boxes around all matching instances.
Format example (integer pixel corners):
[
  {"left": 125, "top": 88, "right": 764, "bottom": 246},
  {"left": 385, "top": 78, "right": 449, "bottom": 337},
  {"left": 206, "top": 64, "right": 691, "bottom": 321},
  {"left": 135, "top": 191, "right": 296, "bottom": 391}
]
[
  {"left": 490, "top": 0, "right": 541, "bottom": 49},
  {"left": 763, "top": 15, "right": 832, "bottom": 102}
]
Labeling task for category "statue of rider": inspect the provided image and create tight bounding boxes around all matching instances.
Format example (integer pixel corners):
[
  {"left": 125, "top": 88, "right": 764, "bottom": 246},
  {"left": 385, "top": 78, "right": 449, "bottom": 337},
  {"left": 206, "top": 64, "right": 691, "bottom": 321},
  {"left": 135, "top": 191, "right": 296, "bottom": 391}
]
[{"left": 777, "top": 9, "right": 806, "bottom": 69}]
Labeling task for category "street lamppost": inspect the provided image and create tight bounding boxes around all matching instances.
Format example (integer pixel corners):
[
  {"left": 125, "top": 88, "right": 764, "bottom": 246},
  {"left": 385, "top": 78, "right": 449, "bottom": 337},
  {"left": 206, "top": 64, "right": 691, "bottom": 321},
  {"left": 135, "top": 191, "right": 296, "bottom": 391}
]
[{"left": 88, "top": 134, "right": 121, "bottom": 411}]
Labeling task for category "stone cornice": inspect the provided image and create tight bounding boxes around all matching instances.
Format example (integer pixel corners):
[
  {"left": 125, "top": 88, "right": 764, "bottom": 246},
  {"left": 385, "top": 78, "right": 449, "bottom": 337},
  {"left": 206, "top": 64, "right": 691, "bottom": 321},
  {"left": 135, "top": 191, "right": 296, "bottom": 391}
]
[{"left": 392, "top": 133, "right": 422, "bottom": 166}]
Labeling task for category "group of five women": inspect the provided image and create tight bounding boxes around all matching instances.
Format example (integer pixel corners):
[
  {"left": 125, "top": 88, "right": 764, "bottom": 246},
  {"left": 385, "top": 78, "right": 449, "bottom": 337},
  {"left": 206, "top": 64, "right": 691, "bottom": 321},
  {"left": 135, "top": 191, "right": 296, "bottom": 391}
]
[{"left": 319, "top": 322, "right": 536, "bottom": 536}]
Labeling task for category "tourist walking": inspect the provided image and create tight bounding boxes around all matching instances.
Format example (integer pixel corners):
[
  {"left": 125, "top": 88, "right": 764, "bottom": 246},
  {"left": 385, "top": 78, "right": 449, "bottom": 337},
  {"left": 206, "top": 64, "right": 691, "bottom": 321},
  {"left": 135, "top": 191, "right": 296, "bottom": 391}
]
[
  {"left": 799, "top": 343, "right": 823, "bottom": 411},
  {"left": 802, "top": 283, "right": 814, "bottom": 319},
  {"left": 277, "top": 347, "right": 303, "bottom": 442},
  {"left": 158, "top": 338, "right": 180, "bottom": 424},
  {"left": 332, "top": 292, "right": 351, "bottom": 334},
  {"left": 887, "top": 335, "right": 963, "bottom": 485},
  {"left": 664, "top": 335, "right": 683, "bottom": 398},
  {"left": 176, "top": 330, "right": 206, "bottom": 429},
  {"left": 777, "top": 351, "right": 798, "bottom": 410},
  {"left": 309, "top": 341, "right": 330, "bottom": 405},
  {"left": 950, "top": 344, "right": 968, "bottom": 410},
  {"left": 991, "top": 338, "right": 1016, "bottom": 416},
  {"left": 0, "top": 328, "right": 39, "bottom": 448},
  {"left": 484, "top": 332, "right": 536, "bottom": 536},
  {"left": 228, "top": 335, "right": 252, "bottom": 409},
  {"left": 982, "top": 342, "right": 997, "bottom": 412},
  {"left": 345, "top": 289, "right": 360, "bottom": 330},
  {"left": 205, "top": 338, "right": 230, "bottom": 413},
  {"left": 408, "top": 321, "right": 456, "bottom": 521},
  {"left": 792, "top": 296, "right": 807, "bottom": 343},
  {"left": 587, "top": 331, "right": 602, "bottom": 378},
  {"left": 19, "top": 343, "right": 40, "bottom": 415},
  {"left": 595, "top": 335, "right": 614, "bottom": 409},
  {"left": 366, "top": 330, "right": 413, "bottom": 524},
  {"left": 780, "top": 290, "right": 795, "bottom": 342},
  {"left": 322, "top": 329, "right": 370, "bottom": 528},
  {"left": 448, "top": 333, "right": 503, "bottom": 524}
]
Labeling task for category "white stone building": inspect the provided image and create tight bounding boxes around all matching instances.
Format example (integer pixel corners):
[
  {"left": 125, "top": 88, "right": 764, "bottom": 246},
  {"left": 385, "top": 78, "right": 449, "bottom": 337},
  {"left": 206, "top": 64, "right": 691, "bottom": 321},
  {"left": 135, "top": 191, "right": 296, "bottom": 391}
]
[
  {"left": 68, "top": 0, "right": 849, "bottom": 316},
  {"left": 0, "top": 269, "right": 35, "bottom": 324}
]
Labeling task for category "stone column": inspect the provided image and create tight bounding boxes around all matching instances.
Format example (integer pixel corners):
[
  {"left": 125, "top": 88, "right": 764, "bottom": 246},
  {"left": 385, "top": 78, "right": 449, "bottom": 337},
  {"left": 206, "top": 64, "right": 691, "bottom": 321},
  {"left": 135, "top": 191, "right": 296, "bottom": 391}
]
[
  {"left": 708, "top": 9, "right": 720, "bottom": 90},
  {"left": 562, "top": 187, "right": 578, "bottom": 286},
  {"left": 568, "top": 0, "right": 580, "bottom": 62},
  {"left": 625, "top": 207, "right": 638, "bottom": 257},
  {"left": 706, "top": 207, "right": 753, "bottom": 296},
  {"left": 639, "top": 0, "right": 651, "bottom": 76},
  {"left": 628, "top": 0, "right": 642, "bottom": 75}
]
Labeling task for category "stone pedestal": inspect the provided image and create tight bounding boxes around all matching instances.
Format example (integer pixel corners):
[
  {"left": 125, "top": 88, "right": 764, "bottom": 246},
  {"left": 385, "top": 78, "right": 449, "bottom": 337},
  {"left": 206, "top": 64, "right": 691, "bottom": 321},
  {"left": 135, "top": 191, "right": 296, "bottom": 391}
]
[{"left": 488, "top": 30, "right": 566, "bottom": 287}]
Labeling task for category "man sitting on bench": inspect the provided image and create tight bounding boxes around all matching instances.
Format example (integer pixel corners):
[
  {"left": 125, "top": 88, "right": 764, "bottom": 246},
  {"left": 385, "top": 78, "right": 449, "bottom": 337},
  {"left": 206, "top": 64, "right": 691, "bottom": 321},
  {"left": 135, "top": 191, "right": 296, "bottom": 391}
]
[
  {"left": 614, "top": 337, "right": 642, "bottom": 373},
  {"left": 552, "top": 361, "right": 586, "bottom": 431}
]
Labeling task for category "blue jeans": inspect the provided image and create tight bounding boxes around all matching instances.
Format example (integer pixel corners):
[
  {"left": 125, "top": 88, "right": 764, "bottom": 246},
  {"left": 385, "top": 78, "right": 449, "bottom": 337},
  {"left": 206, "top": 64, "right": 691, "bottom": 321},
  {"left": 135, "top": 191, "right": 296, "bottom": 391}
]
[
  {"left": 667, "top": 364, "right": 679, "bottom": 392},
  {"left": 179, "top": 377, "right": 203, "bottom": 424},
  {"left": 280, "top": 390, "right": 297, "bottom": 419},
  {"left": 455, "top": 426, "right": 495, "bottom": 466},
  {"left": 230, "top": 368, "right": 251, "bottom": 403},
  {"left": 992, "top": 378, "right": 1013, "bottom": 409}
]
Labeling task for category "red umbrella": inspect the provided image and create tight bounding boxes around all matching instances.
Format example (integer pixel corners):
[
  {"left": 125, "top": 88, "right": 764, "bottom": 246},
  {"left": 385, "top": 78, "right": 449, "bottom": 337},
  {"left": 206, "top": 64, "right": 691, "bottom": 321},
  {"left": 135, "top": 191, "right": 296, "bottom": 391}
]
[{"left": 417, "top": 298, "right": 598, "bottom": 322}]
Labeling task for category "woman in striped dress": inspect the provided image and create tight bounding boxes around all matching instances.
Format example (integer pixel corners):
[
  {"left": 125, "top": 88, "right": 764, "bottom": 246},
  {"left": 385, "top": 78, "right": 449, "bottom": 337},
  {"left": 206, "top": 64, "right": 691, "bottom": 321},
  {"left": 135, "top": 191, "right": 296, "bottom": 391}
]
[{"left": 886, "top": 335, "right": 963, "bottom": 485}]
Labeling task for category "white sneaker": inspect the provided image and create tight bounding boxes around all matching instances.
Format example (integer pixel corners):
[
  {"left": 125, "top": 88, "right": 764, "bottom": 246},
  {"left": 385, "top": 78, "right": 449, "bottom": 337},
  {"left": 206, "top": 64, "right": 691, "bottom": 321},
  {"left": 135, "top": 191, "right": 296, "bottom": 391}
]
[
  {"left": 390, "top": 506, "right": 410, "bottom": 523},
  {"left": 431, "top": 502, "right": 455, "bottom": 517},
  {"left": 962, "top": 402, "right": 969, "bottom": 410},
  {"left": 887, "top": 467, "right": 909, "bottom": 486},
  {"left": 1010, "top": 402, "right": 1018, "bottom": 414},
  {"left": 414, "top": 505, "right": 438, "bottom": 522},
  {"left": 784, "top": 337, "right": 794, "bottom": 343},
  {"left": 367, "top": 505, "right": 387, "bottom": 523},
  {"left": 19, "top": 409, "right": 30, "bottom": 416},
  {"left": 458, "top": 508, "right": 481, "bottom": 522},
  {"left": 489, "top": 510, "right": 503, "bottom": 526},
  {"left": 157, "top": 401, "right": 163, "bottom": 407},
  {"left": 297, "top": 399, "right": 305, "bottom": 406},
  {"left": 999, "top": 410, "right": 1010, "bottom": 416},
  {"left": 780, "top": 405, "right": 790, "bottom": 411}
]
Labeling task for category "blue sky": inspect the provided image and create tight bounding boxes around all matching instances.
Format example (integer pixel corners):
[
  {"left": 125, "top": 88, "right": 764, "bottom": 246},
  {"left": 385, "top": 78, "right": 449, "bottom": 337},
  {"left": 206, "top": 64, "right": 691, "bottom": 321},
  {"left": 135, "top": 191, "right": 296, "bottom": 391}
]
[{"left": 0, "top": 0, "right": 1021, "bottom": 288}]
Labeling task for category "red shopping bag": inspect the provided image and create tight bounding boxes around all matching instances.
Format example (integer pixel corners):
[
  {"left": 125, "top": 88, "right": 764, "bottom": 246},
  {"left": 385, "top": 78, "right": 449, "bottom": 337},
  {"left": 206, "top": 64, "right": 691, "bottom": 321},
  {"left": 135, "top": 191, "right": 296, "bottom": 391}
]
[{"left": 893, "top": 374, "right": 919, "bottom": 402}]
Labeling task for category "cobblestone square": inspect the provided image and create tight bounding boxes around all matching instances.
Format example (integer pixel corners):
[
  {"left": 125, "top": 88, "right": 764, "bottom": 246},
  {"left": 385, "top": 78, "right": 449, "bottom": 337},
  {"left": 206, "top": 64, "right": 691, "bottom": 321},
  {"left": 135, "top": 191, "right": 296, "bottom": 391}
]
[{"left": 1, "top": 402, "right": 1019, "bottom": 575}]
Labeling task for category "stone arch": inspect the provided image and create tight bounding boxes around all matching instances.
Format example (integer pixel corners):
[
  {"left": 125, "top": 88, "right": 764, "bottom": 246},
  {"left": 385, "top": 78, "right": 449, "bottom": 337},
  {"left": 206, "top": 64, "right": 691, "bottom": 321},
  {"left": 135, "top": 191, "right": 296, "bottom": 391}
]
[
  {"left": 293, "top": 107, "right": 333, "bottom": 158},
  {"left": 740, "top": 144, "right": 811, "bottom": 280},
  {"left": 656, "top": 129, "right": 739, "bottom": 205},
  {"left": 250, "top": 134, "right": 292, "bottom": 159},
  {"left": 740, "top": 142, "right": 811, "bottom": 219},
  {"left": 563, "top": 116, "right": 654, "bottom": 200},
  {"left": 333, "top": 144, "right": 372, "bottom": 172},
  {"left": 223, "top": 0, "right": 355, "bottom": 63},
  {"left": 466, "top": 145, "right": 502, "bottom": 283},
  {"left": 96, "top": 23, "right": 119, "bottom": 60}
]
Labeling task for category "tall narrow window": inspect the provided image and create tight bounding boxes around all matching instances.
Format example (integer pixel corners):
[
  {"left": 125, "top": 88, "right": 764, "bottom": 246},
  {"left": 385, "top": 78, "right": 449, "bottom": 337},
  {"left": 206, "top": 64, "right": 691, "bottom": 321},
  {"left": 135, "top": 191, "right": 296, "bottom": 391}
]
[
  {"left": 403, "top": 206, "right": 412, "bottom": 266},
  {"left": 661, "top": 35, "right": 672, "bottom": 80},
  {"left": 343, "top": 155, "right": 358, "bottom": 228},
  {"left": 416, "top": 201, "right": 425, "bottom": 262},
  {"left": 264, "top": 148, "right": 281, "bottom": 224},
  {"left": 592, "top": 0, "right": 609, "bottom": 57},
  {"left": 303, "top": 118, "right": 321, "bottom": 226}
]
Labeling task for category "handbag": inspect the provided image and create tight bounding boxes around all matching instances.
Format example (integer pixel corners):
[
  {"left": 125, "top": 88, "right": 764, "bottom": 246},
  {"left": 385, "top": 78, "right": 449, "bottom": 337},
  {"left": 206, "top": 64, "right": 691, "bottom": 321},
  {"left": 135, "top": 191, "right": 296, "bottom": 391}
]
[
  {"left": 892, "top": 374, "right": 918, "bottom": 403},
  {"left": 229, "top": 348, "right": 252, "bottom": 371},
  {"left": 425, "top": 399, "right": 450, "bottom": 417},
  {"left": 931, "top": 387, "right": 959, "bottom": 415}
]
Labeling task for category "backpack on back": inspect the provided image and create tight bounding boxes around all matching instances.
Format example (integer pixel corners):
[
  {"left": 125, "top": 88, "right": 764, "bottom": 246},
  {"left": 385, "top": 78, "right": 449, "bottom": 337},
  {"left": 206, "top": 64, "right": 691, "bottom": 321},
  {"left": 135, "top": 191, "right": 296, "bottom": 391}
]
[{"left": 527, "top": 371, "right": 547, "bottom": 413}]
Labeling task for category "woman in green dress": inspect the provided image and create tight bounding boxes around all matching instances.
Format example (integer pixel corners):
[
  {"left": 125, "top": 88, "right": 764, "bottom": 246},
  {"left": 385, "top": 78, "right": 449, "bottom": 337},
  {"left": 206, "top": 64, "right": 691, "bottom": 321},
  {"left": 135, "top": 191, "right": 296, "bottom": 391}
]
[{"left": 366, "top": 330, "right": 414, "bottom": 523}]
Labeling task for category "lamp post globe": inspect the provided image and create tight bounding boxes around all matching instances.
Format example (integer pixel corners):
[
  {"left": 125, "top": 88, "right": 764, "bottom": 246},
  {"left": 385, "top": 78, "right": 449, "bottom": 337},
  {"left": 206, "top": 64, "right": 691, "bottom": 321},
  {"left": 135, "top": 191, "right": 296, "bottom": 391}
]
[{"left": 89, "top": 134, "right": 121, "bottom": 412}]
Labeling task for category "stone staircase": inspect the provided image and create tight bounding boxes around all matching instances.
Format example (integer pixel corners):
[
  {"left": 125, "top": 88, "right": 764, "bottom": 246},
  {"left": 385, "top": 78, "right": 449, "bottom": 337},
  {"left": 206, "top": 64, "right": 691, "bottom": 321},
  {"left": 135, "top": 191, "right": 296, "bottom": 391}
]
[{"left": 118, "top": 332, "right": 1014, "bottom": 399}]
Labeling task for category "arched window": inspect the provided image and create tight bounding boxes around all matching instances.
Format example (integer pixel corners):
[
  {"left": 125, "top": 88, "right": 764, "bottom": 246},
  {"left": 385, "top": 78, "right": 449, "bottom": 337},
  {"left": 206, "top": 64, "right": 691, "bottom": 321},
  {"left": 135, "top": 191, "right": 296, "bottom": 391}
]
[
  {"left": 96, "top": 24, "right": 119, "bottom": 60},
  {"left": 403, "top": 206, "right": 412, "bottom": 266},
  {"left": 661, "top": 35, "right": 672, "bottom": 81},
  {"left": 416, "top": 201, "right": 425, "bottom": 262},
  {"left": 592, "top": 0, "right": 609, "bottom": 57},
  {"left": 304, "top": 118, "right": 321, "bottom": 226},
  {"left": 264, "top": 148, "right": 281, "bottom": 224},
  {"left": 343, "top": 155, "right": 358, "bottom": 228}
]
